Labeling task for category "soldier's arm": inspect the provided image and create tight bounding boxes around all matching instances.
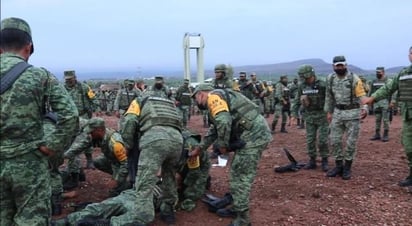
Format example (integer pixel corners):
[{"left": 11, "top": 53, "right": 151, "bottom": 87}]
[
  {"left": 207, "top": 94, "right": 231, "bottom": 148},
  {"left": 121, "top": 99, "right": 141, "bottom": 150},
  {"left": 324, "top": 75, "right": 334, "bottom": 113},
  {"left": 85, "top": 84, "right": 101, "bottom": 112},
  {"left": 112, "top": 141, "right": 128, "bottom": 183},
  {"left": 64, "top": 132, "right": 92, "bottom": 159},
  {"left": 372, "top": 76, "right": 399, "bottom": 102},
  {"left": 113, "top": 89, "right": 122, "bottom": 111},
  {"left": 45, "top": 70, "right": 79, "bottom": 152},
  {"left": 291, "top": 86, "right": 302, "bottom": 117}
]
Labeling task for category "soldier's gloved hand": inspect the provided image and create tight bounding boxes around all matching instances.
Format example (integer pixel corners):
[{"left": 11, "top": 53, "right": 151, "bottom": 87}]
[
  {"left": 39, "top": 145, "right": 55, "bottom": 157},
  {"left": 360, "top": 108, "right": 368, "bottom": 119}
]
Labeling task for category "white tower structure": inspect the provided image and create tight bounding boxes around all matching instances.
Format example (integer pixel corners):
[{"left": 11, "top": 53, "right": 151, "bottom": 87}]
[{"left": 183, "top": 33, "right": 205, "bottom": 83}]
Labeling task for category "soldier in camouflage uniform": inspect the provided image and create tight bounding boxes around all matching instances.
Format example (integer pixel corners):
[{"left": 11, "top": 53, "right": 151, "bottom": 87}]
[
  {"left": 213, "top": 64, "right": 234, "bottom": 89},
  {"left": 237, "top": 71, "right": 257, "bottom": 100},
  {"left": 121, "top": 95, "right": 183, "bottom": 225},
  {"left": 64, "top": 118, "right": 130, "bottom": 197},
  {"left": 250, "top": 72, "right": 266, "bottom": 114},
  {"left": 191, "top": 84, "right": 272, "bottom": 226},
  {"left": 363, "top": 46, "right": 412, "bottom": 187},
  {"left": 175, "top": 79, "right": 193, "bottom": 127},
  {"left": 292, "top": 65, "right": 329, "bottom": 172},
  {"left": 145, "top": 76, "right": 173, "bottom": 99},
  {"left": 271, "top": 75, "right": 290, "bottom": 133},
  {"left": 114, "top": 79, "right": 140, "bottom": 132},
  {"left": 263, "top": 80, "right": 274, "bottom": 118},
  {"left": 64, "top": 70, "right": 100, "bottom": 169},
  {"left": 288, "top": 77, "right": 303, "bottom": 128},
  {"left": 325, "top": 56, "right": 368, "bottom": 180},
  {"left": 368, "top": 67, "right": 392, "bottom": 142},
  {"left": 0, "top": 17, "right": 78, "bottom": 226}
]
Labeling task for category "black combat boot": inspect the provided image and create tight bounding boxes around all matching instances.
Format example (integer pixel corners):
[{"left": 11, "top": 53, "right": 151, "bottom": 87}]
[
  {"left": 326, "top": 160, "right": 343, "bottom": 177},
  {"left": 304, "top": 157, "right": 317, "bottom": 170},
  {"left": 381, "top": 130, "right": 389, "bottom": 142},
  {"left": 63, "top": 173, "right": 79, "bottom": 190},
  {"left": 51, "top": 193, "right": 62, "bottom": 216},
  {"left": 297, "top": 118, "right": 301, "bottom": 127},
  {"left": 207, "top": 192, "right": 233, "bottom": 213},
  {"left": 370, "top": 129, "right": 381, "bottom": 141},
  {"left": 159, "top": 203, "right": 176, "bottom": 225},
  {"left": 85, "top": 153, "right": 95, "bottom": 169},
  {"left": 228, "top": 210, "right": 251, "bottom": 226},
  {"left": 280, "top": 123, "right": 288, "bottom": 133},
  {"left": 217, "top": 207, "right": 236, "bottom": 218},
  {"left": 342, "top": 160, "right": 352, "bottom": 180},
  {"left": 321, "top": 157, "right": 329, "bottom": 172},
  {"left": 398, "top": 167, "right": 412, "bottom": 187},
  {"left": 271, "top": 123, "right": 276, "bottom": 134}
]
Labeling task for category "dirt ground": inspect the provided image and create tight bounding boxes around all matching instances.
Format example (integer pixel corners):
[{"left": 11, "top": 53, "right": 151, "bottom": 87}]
[{"left": 55, "top": 113, "right": 412, "bottom": 226}]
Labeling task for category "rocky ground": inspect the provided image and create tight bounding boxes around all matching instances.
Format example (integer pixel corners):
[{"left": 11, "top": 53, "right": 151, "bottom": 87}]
[{"left": 55, "top": 113, "right": 412, "bottom": 226}]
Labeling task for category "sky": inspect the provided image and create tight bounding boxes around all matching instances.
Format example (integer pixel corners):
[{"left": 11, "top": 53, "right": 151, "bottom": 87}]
[{"left": 1, "top": 0, "right": 411, "bottom": 76}]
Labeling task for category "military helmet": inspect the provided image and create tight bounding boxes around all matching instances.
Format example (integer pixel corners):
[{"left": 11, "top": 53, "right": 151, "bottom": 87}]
[
  {"left": 298, "top": 64, "right": 315, "bottom": 78},
  {"left": 214, "top": 64, "right": 227, "bottom": 73},
  {"left": 1, "top": 17, "right": 34, "bottom": 53}
]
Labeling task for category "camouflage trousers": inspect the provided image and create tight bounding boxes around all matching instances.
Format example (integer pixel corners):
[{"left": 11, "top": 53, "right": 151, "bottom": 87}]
[
  {"left": 305, "top": 116, "right": 329, "bottom": 158},
  {"left": 49, "top": 152, "right": 64, "bottom": 196},
  {"left": 272, "top": 104, "right": 288, "bottom": 128},
  {"left": 93, "top": 155, "right": 126, "bottom": 184},
  {"left": 131, "top": 139, "right": 182, "bottom": 224},
  {"left": 230, "top": 144, "right": 267, "bottom": 212},
  {"left": 329, "top": 118, "right": 360, "bottom": 161},
  {"left": 402, "top": 119, "right": 412, "bottom": 168},
  {"left": 117, "top": 109, "right": 127, "bottom": 132},
  {"left": 177, "top": 105, "right": 190, "bottom": 127},
  {"left": 0, "top": 151, "right": 51, "bottom": 226},
  {"left": 263, "top": 96, "right": 273, "bottom": 114},
  {"left": 252, "top": 98, "right": 264, "bottom": 114},
  {"left": 374, "top": 107, "right": 390, "bottom": 131}
]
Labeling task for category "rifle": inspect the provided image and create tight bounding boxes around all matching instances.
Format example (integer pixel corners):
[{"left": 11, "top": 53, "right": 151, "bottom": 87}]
[{"left": 274, "top": 148, "right": 305, "bottom": 173}]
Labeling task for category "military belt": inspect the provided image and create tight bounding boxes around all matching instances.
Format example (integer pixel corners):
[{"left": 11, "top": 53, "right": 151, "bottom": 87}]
[{"left": 335, "top": 104, "right": 360, "bottom": 110}]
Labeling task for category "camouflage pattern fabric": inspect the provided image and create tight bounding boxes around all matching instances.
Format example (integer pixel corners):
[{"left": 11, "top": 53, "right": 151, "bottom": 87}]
[
  {"left": 114, "top": 87, "right": 140, "bottom": 131},
  {"left": 1, "top": 53, "right": 78, "bottom": 226},
  {"left": 64, "top": 131, "right": 92, "bottom": 174},
  {"left": 369, "top": 78, "right": 391, "bottom": 131},
  {"left": 372, "top": 65, "right": 412, "bottom": 167},
  {"left": 64, "top": 81, "right": 99, "bottom": 119},
  {"left": 272, "top": 82, "right": 289, "bottom": 130},
  {"left": 175, "top": 84, "right": 192, "bottom": 127},
  {"left": 237, "top": 79, "right": 257, "bottom": 100}
]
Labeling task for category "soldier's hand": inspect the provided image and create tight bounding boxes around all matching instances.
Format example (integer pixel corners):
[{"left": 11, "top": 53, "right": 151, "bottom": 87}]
[
  {"left": 389, "top": 102, "right": 395, "bottom": 109},
  {"left": 361, "top": 97, "right": 374, "bottom": 105},
  {"left": 219, "top": 147, "right": 228, "bottom": 155},
  {"left": 114, "top": 111, "right": 120, "bottom": 118},
  {"left": 360, "top": 109, "right": 368, "bottom": 119},
  {"left": 189, "top": 146, "right": 201, "bottom": 158},
  {"left": 327, "top": 112, "right": 333, "bottom": 124},
  {"left": 39, "top": 145, "right": 55, "bottom": 157},
  {"left": 282, "top": 100, "right": 287, "bottom": 105}
]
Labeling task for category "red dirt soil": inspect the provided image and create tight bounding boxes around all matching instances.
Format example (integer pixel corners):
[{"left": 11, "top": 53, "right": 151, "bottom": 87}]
[{"left": 55, "top": 113, "right": 412, "bottom": 226}]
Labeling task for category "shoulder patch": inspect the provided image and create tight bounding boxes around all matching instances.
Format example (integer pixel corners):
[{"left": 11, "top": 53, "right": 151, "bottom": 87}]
[
  {"left": 87, "top": 86, "right": 96, "bottom": 98},
  {"left": 113, "top": 142, "right": 127, "bottom": 162},
  {"left": 125, "top": 99, "right": 141, "bottom": 116},
  {"left": 207, "top": 93, "right": 229, "bottom": 118}
]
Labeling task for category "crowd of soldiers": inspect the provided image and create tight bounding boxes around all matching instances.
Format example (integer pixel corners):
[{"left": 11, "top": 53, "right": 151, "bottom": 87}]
[{"left": 1, "top": 17, "right": 411, "bottom": 226}]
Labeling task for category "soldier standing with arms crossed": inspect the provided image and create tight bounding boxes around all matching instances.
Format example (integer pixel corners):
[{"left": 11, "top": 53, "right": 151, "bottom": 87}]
[
  {"left": 363, "top": 46, "right": 412, "bottom": 188},
  {"left": 324, "top": 56, "right": 368, "bottom": 180},
  {"left": 0, "top": 17, "right": 78, "bottom": 225},
  {"left": 292, "top": 65, "right": 329, "bottom": 171}
]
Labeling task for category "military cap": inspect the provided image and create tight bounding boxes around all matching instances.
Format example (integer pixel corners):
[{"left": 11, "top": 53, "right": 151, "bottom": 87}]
[
  {"left": 280, "top": 75, "right": 288, "bottom": 80},
  {"left": 376, "top": 66, "right": 385, "bottom": 72},
  {"left": 184, "top": 79, "right": 190, "bottom": 84},
  {"left": 239, "top": 71, "right": 246, "bottom": 76},
  {"left": 64, "top": 70, "right": 76, "bottom": 79},
  {"left": 135, "top": 79, "right": 144, "bottom": 84},
  {"left": 155, "top": 76, "right": 164, "bottom": 83},
  {"left": 298, "top": 64, "right": 315, "bottom": 78},
  {"left": 333, "top": 55, "right": 347, "bottom": 65},
  {"left": 84, "top": 117, "right": 105, "bottom": 133},
  {"left": 1, "top": 17, "right": 34, "bottom": 53},
  {"left": 191, "top": 83, "right": 214, "bottom": 97},
  {"left": 125, "top": 79, "right": 135, "bottom": 85},
  {"left": 250, "top": 72, "right": 257, "bottom": 77}
]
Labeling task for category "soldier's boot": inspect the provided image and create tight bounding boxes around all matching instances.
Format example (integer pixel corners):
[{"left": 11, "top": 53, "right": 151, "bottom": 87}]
[
  {"left": 303, "top": 157, "right": 317, "bottom": 170},
  {"left": 321, "top": 157, "right": 329, "bottom": 172},
  {"left": 228, "top": 210, "right": 251, "bottom": 226},
  {"left": 208, "top": 192, "right": 233, "bottom": 212},
  {"left": 271, "top": 123, "right": 276, "bottom": 134},
  {"left": 63, "top": 173, "right": 79, "bottom": 190},
  {"left": 85, "top": 153, "right": 95, "bottom": 169},
  {"left": 398, "top": 167, "right": 412, "bottom": 187},
  {"left": 51, "top": 193, "right": 63, "bottom": 216},
  {"left": 51, "top": 217, "right": 69, "bottom": 226},
  {"left": 370, "top": 129, "right": 381, "bottom": 141},
  {"left": 217, "top": 207, "right": 236, "bottom": 218},
  {"left": 298, "top": 119, "right": 305, "bottom": 129},
  {"left": 76, "top": 217, "right": 110, "bottom": 226},
  {"left": 79, "top": 168, "right": 86, "bottom": 182},
  {"left": 297, "top": 118, "right": 301, "bottom": 127},
  {"left": 381, "top": 130, "right": 389, "bottom": 142},
  {"left": 280, "top": 123, "right": 288, "bottom": 133},
  {"left": 326, "top": 160, "right": 343, "bottom": 177},
  {"left": 342, "top": 160, "right": 353, "bottom": 180},
  {"left": 160, "top": 204, "right": 176, "bottom": 225}
]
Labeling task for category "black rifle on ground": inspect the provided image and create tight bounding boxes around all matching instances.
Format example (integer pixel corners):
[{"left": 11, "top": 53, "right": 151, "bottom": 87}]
[{"left": 274, "top": 148, "right": 305, "bottom": 173}]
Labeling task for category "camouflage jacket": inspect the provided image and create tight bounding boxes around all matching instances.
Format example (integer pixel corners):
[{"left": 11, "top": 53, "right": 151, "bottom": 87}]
[
  {"left": 1, "top": 53, "right": 78, "bottom": 159},
  {"left": 64, "top": 81, "right": 100, "bottom": 117},
  {"left": 113, "top": 87, "right": 140, "bottom": 111}
]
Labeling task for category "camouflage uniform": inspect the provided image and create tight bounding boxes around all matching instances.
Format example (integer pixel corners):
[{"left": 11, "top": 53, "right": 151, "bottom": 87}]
[
  {"left": 288, "top": 78, "right": 301, "bottom": 126},
  {"left": 175, "top": 79, "right": 192, "bottom": 127},
  {"left": 324, "top": 56, "right": 367, "bottom": 180},
  {"left": 370, "top": 61, "right": 412, "bottom": 186},
  {"left": 237, "top": 72, "right": 257, "bottom": 100},
  {"left": 114, "top": 79, "right": 140, "bottom": 131},
  {"left": 122, "top": 96, "right": 183, "bottom": 225},
  {"left": 293, "top": 65, "right": 329, "bottom": 171},
  {"left": 144, "top": 76, "right": 173, "bottom": 99},
  {"left": 250, "top": 72, "right": 266, "bottom": 114},
  {"left": 213, "top": 64, "right": 234, "bottom": 89},
  {"left": 263, "top": 81, "right": 274, "bottom": 117},
  {"left": 368, "top": 67, "right": 392, "bottom": 141},
  {"left": 64, "top": 119, "right": 129, "bottom": 196},
  {"left": 0, "top": 17, "right": 78, "bottom": 226},
  {"left": 271, "top": 76, "right": 290, "bottom": 133},
  {"left": 193, "top": 84, "right": 272, "bottom": 226}
]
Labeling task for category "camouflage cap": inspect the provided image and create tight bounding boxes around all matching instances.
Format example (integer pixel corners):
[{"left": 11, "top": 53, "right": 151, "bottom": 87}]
[
  {"left": 191, "top": 83, "right": 214, "bottom": 97},
  {"left": 298, "top": 64, "right": 315, "bottom": 78},
  {"left": 280, "top": 75, "right": 288, "bottom": 80},
  {"left": 84, "top": 117, "right": 105, "bottom": 133},
  {"left": 376, "top": 66, "right": 385, "bottom": 72},
  {"left": 214, "top": 64, "right": 227, "bottom": 72},
  {"left": 250, "top": 72, "right": 257, "bottom": 77},
  {"left": 333, "top": 55, "right": 347, "bottom": 65},
  {"left": 155, "top": 76, "right": 164, "bottom": 83},
  {"left": 184, "top": 79, "right": 190, "bottom": 84},
  {"left": 135, "top": 79, "right": 144, "bottom": 84},
  {"left": 239, "top": 71, "right": 246, "bottom": 76},
  {"left": 125, "top": 79, "right": 135, "bottom": 85},
  {"left": 1, "top": 17, "right": 34, "bottom": 53},
  {"left": 64, "top": 70, "right": 76, "bottom": 79}
]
